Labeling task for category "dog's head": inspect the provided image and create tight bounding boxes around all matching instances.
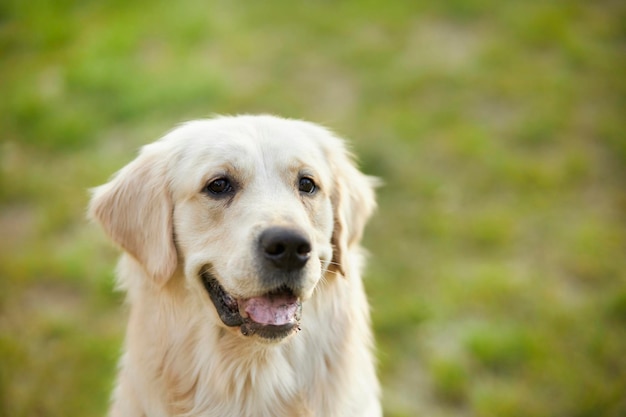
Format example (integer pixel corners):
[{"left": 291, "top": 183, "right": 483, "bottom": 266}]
[{"left": 89, "top": 115, "right": 376, "bottom": 341}]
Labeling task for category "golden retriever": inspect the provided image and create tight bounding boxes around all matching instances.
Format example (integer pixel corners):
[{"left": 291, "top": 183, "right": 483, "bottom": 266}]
[{"left": 89, "top": 115, "right": 381, "bottom": 417}]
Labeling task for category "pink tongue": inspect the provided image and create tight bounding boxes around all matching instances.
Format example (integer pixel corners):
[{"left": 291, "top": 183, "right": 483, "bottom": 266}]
[{"left": 242, "top": 293, "right": 299, "bottom": 325}]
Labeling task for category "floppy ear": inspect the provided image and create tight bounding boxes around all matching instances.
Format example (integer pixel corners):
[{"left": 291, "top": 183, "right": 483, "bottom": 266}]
[
  {"left": 329, "top": 150, "right": 377, "bottom": 278},
  {"left": 88, "top": 144, "right": 177, "bottom": 286}
]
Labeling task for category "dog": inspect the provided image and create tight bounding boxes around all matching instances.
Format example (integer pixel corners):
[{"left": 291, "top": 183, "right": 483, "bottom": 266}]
[{"left": 89, "top": 115, "right": 381, "bottom": 417}]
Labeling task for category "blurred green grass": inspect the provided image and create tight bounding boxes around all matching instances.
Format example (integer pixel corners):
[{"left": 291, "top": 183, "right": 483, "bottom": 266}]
[{"left": 1, "top": 1, "right": 625, "bottom": 416}]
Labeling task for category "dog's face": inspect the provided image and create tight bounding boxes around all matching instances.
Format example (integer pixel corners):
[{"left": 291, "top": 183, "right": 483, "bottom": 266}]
[
  {"left": 90, "top": 116, "right": 375, "bottom": 341},
  {"left": 172, "top": 120, "right": 337, "bottom": 339}
]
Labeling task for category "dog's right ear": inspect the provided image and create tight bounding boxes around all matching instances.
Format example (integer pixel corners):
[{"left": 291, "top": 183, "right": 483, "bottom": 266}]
[
  {"left": 329, "top": 154, "right": 377, "bottom": 278},
  {"left": 88, "top": 143, "right": 177, "bottom": 286}
]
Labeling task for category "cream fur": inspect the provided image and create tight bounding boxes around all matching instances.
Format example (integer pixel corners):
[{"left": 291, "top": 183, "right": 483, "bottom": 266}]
[{"left": 89, "top": 115, "right": 381, "bottom": 417}]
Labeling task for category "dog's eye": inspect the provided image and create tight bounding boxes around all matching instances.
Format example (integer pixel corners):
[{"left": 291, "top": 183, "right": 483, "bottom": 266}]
[
  {"left": 298, "top": 177, "right": 316, "bottom": 194},
  {"left": 204, "top": 178, "right": 233, "bottom": 195}
]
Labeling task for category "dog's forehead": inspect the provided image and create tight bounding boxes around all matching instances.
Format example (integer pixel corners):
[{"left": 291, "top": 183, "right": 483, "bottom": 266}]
[
  {"left": 185, "top": 124, "right": 326, "bottom": 165},
  {"left": 167, "top": 118, "right": 334, "bottom": 192}
]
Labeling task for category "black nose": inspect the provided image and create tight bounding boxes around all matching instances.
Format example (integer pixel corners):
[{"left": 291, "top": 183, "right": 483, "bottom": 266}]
[{"left": 259, "top": 227, "right": 311, "bottom": 271}]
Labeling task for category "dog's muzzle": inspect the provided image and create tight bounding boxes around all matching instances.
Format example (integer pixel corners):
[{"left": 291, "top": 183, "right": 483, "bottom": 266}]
[{"left": 201, "top": 226, "right": 311, "bottom": 340}]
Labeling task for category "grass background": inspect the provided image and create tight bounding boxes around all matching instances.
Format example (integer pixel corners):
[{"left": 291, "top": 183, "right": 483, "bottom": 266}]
[{"left": 1, "top": 1, "right": 625, "bottom": 416}]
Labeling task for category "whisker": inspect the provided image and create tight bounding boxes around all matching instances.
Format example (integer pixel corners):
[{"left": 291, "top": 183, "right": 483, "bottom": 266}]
[{"left": 321, "top": 266, "right": 341, "bottom": 277}]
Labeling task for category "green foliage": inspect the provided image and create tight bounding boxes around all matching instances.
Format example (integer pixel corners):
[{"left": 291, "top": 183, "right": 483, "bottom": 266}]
[
  {"left": 1, "top": 0, "right": 625, "bottom": 416},
  {"left": 429, "top": 356, "right": 469, "bottom": 404}
]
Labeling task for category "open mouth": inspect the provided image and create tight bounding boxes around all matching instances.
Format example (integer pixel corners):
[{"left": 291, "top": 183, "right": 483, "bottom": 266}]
[{"left": 200, "top": 271, "right": 302, "bottom": 340}]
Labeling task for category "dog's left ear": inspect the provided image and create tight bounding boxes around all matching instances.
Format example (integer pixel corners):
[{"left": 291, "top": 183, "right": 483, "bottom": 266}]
[
  {"left": 88, "top": 143, "right": 177, "bottom": 286},
  {"left": 328, "top": 145, "right": 378, "bottom": 278}
]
